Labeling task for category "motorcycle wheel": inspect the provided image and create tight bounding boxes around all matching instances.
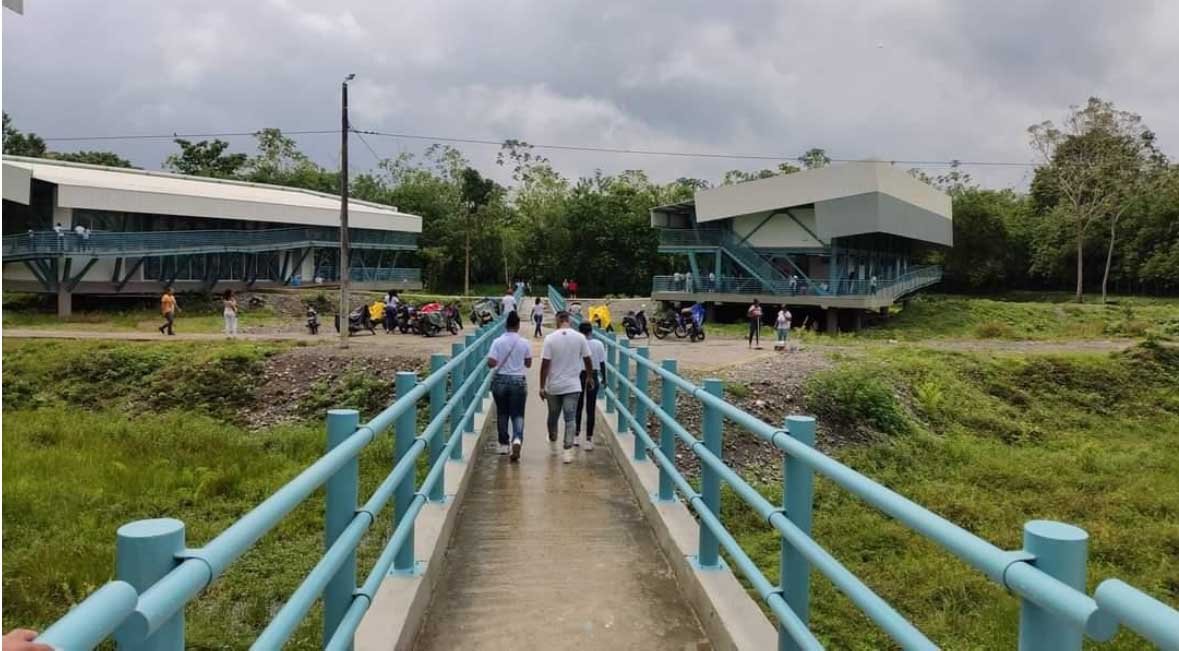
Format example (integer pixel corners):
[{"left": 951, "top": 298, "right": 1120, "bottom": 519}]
[
  {"left": 674, "top": 325, "right": 687, "bottom": 338},
  {"left": 654, "top": 326, "right": 669, "bottom": 340},
  {"left": 692, "top": 329, "right": 705, "bottom": 342},
  {"left": 448, "top": 323, "right": 459, "bottom": 335},
  {"left": 625, "top": 327, "right": 637, "bottom": 339}
]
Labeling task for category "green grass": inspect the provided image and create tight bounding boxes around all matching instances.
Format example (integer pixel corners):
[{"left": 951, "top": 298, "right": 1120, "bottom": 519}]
[
  {"left": 864, "top": 293, "right": 1179, "bottom": 341},
  {"left": 2, "top": 305, "right": 286, "bottom": 334},
  {"left": 725, "top": 342, "right": 1179, "bottom": 648}
]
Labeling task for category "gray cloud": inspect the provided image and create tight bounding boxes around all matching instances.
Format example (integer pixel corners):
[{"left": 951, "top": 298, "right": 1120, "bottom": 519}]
[{"left": 4, "top": 0, "right": 1177, "bottom": 189}]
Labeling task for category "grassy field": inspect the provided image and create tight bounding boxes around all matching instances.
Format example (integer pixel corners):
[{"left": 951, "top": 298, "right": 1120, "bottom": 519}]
[
  {"left": 701, "top": 292, "right": 1179, "bottom": 341},
  {"left": 724, "top": 341, "right": 1179, "bottom": 649},
  {"left": 2, "top": 302, "right": 286, "bottom": 334}
]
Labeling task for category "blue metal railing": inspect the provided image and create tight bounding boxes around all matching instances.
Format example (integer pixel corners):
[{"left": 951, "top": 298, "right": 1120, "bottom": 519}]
[
  {"left": 34, "top": 288, "right": 523, "bottom": 650},
  {"left": 2, "top": 227, "right": 417, "bottom": 260},
  {"left": 548, "top": 285, "right": 1179, "bottom": 650},
  {"left": 652, "top": 266, "right": 943, "bottom": 299}
]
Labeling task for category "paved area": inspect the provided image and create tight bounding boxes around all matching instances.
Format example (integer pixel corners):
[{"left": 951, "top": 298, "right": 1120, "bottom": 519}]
[{"left": 413, "top": 354, "right": 710, "bottom": 650}]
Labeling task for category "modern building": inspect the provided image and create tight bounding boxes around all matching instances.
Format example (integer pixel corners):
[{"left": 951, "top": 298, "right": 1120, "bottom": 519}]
[
  {"left": 650, "top": 162, "right": 952, "bottom": 330},
  {"left": 2, "top": 156, "right": 422, "bottom": 316}
]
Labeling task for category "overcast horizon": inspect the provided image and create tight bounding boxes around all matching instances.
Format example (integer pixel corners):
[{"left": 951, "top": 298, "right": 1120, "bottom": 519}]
[{"left": 4, "top": 0, "right": 1178, "bottom": 190}]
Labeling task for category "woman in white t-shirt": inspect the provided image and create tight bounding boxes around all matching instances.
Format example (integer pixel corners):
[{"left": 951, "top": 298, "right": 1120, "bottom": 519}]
[
  {"left": 775, "top": 307, "right": 792, "bottom": 350},
  {"left": 487, "top": 311, "right": 532, "bottom": 461},
  {"left": 530, "top": 298, "right": 545, "bottom": 338}
]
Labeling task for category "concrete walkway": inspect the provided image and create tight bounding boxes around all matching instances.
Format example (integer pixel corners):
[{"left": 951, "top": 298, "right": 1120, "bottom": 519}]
[{"left": 413, "top": 354, "right": 710, "bottom": 650}]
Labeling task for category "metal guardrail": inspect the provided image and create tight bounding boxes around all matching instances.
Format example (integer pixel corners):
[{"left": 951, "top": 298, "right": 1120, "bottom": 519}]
[
  {"left": 547, "top": 285, "right": 1179, "bottom": 650},
  {"left": 2, "top": 227, "right": 417, "bottom": 260},
  {"left": 33, "top": 289, "right": 523, "bottom": 650},
  {"left": 651, "top": 266, "right": 943, "bottom": 299}
]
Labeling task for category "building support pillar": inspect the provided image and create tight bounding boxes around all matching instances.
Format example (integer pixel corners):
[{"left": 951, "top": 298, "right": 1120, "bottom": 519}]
[
  {"left": 825, "top": 308, "right": 838, "bottom": 333},
  {"left": 57, "top": 285, "right": 72, "bottom": 318},
  {"left": 852, "top": 310, "right": 863, "bottom": 332},
  {"left": 879, "top": 306, "right": 890, "bottom": 319}
]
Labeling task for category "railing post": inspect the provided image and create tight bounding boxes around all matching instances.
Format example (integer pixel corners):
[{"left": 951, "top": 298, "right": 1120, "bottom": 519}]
[
  {"left": 463, "top": 334, "right": 477, "bottom": 432},
  {"left": 473, "top": 328, "right": 486, "bottom": 415},
  {"left": 115, "top": 518, "right": 185, "bottom": 650},
  {"left": 324, "top": 409, "right": 360, "bottom": 650},
  {"left": 780, "top": 415, "right": 816, "bottom": 651},
  {"left": 634, "top": 347, "right": 651, "bottom": 460},
  {"left": 605, "top": 333, "right": 617, "bottom": 414},
  {"left": 393, "top": 372, "right": 417, "bottom": 573},
  {"left": 617, "top": 339, "right": 631, "bottom": 433},
  {"left": 658, "top": 359, "right": 678, "bottom": 501},
  {"left": 449, "top": 342, "right": 466, "bottom": 460},
  {"left": 698, "top": 378, "right": 723, "bottom": 569},
  {"left": 1018, "top": 521, "right": 1089, "bottom": 651},
  {"left": 428, "top": 354, "right": 448, "bottom": 502}
]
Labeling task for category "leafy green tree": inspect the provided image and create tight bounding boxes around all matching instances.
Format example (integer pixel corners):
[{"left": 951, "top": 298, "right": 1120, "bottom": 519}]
[
  {"left": 51, "top": 151, "right": 135, "bottom": 167},
  {"left": 798, "top": 147, "right": 831, "bottom": 169},
  {"left": 164, "top": 138, "right": 248, "bottom": 178},
  {"left": 940, "top": 189, "right": 1026, "bottom": 291},
  {"left": 3, "top": 112, "right": 47, "bottom": 157},
  {"left": 1028, "top": 97, "right": 1160, "bottom": 302}
]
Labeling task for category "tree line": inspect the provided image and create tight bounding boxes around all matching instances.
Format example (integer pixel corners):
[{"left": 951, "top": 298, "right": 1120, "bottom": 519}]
[{"left": 4, "top": 97, "right": 1176, "bottom": 300}]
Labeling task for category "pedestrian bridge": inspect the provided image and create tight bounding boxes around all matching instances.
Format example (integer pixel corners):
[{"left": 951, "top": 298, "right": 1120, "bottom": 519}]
[{"left": 32, "top": 288, "right": 1179, "bottom": 650}]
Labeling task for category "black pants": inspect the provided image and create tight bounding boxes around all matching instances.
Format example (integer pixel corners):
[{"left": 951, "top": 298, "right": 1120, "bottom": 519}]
[
  {"left": 575, "top": 370, "right": 599, "bottom": 438},
  {"left": 748, "top": 317, "right": 759, "bottom": 346}
]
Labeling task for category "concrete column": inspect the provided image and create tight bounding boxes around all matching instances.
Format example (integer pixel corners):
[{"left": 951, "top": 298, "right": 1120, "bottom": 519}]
[
  {"left": 852, "top": 310, "right": 863, "bottom": 331},
  {"left": 57, "top": 286, "right": 72, "bottom": 318},
  {"left": 825, "top": 308, "right": 838, "bottom": 333}
]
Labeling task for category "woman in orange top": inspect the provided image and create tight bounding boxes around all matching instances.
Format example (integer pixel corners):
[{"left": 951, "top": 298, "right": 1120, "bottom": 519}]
[{"left": 159, "top": 288, "right": 178, "bottom": 336}]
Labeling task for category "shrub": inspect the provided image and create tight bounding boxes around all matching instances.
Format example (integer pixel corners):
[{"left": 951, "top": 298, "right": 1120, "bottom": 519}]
[
  {"left": 974, "top": 321, "right": 1015, "bottom": 339},
  {"left": 805, "top": 367, "right": 909, "bottom": 435}
]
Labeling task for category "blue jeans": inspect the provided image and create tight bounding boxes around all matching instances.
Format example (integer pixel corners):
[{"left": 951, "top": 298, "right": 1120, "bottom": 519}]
[
  {"left": 546, "top": 392, "right": 581, "bottom": 449},
  {"left": 491, "top": 375, "right": 527, "bottom": 445}
]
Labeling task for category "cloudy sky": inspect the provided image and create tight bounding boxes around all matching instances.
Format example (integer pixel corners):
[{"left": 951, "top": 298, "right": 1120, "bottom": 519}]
[{"left": 4, "top": 0, "right": 1178, "bottom": 188}]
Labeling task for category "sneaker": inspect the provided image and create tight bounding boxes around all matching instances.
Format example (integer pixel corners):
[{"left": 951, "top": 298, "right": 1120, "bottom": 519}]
[
  {"left": 510, "top": 438, "right": 522, "bottom": 461},
  {"left": 573, "top": 433, "right": 581, "bottom": 448},
  {"left": 548, "top": 429, "right": 557, "bottom": 442},
  {"left": 551, "top": 439, "right": 559, "bottom": 454},
  {"left": 497, "top": 443, "right": 509, "bottom": 455},
  {"left": 562, "top": 448, "right": 575, "bottom": 464},
  {"left": 584, "top": 438, "right": 594, "bottom": 451}
]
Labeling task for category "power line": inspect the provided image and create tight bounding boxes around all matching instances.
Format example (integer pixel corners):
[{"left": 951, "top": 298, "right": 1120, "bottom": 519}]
[
  {"left": 352, "top": 130, "right": 384, "bottom": 166},
  {"left": 37, "top": 126, "right": 1037, "bottom": 168}
]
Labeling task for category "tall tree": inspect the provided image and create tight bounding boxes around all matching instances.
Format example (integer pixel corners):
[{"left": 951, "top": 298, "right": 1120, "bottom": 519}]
[
  {"left": 164, "top": 138, "right": 248, "bottom": 178},
  {"left": 3, "top": 112, "right": 47, "bottom": 157},
  {"left": 1028, "top": 98, "right": 1158, "bottom": 302},
  {"left": 458, "top": 167, "right": 501, "bottom": 295},
  {"left": 798, "top": 147, "right": 831, "bottom": 169},
  {"left": 52, "top": 151, "right": 134, "bottom": 168}
]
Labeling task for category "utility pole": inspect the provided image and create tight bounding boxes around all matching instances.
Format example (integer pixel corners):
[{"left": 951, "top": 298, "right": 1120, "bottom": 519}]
[{"left": 338, "top": 73, "right": 355, "bottom": 348}]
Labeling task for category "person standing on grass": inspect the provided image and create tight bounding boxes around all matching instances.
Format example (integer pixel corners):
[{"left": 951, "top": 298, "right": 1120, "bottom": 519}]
[
  {"left": 159, "top": 288, "right": 178, "bottom": 335},
  {"left": 776, "top": 306, "right": 792, "bottom": 350},
  {"left": 501, "top": 288, "right": 518, "bottom": 314},
  {"left": 574, "top": 321, "right": 607, "bottom": 450},
  {"left": 747, "top": 298, "right": 763, "bottom": 348},
  {"left": 540, "top": 310, "right": 595, "bottom": 464},
  {"left": 531, "top": 296, "right": 545, "bottom": 338},
  {"left": 222, "top": 289, "right": 239, "bottom": 336},
  {"left": 487, "top": 311, "right": 531, "bottom": 462}
]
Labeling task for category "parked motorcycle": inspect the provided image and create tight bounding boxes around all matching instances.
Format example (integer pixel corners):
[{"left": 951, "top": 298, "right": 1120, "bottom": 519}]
[
  {"left": 396, "top": 303, "right": 419, "bottom": 334},
  {"left": 470, "top": 298, "right": 497, "bottom": 327},
  {"left": 335, "top": 305, "right": 376, "bottom": 335},
  {"left": 443, "top": 302, "right": 462, "bottom": 334},
  {"left": 683, "top": 304, "right": 706, "bottom": 342},
  {"left": 652, "top": 312, "right": 684, "bottom": 340},
  {"left": 306, "top": 307, "right": 320, "bottom": 335},
  {"left": 622, "top": 309, "right": 649, "bottom": 339}
]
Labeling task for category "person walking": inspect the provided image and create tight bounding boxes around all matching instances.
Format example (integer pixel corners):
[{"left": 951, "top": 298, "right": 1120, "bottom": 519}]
[
  {"left": 384, "top": 290, "right": 400, "bottom": 333},
  {"left": 574, "top": 321, "right": 607, "bottom": 450},
  {"left": 222, "top": 289, "right": 239, "bottom": 336},
  {"left": 540, "top": 310, "right": 595, "bottom": 464},
  {"left": 487, "top": 311, "right": 532, "bottom": 461},
  {"left": 530, "top": 296, "right": 545, "bottom": 338},
  {"left": 775, "top": 306, "right": 792, "bottom": 351},
  {"left": 501, "top": 288, "right": 518, "bottom": 314},
  {"left": 747, "top": 298, "right": 763, "bottom": 348},
  {"left": 158, "top": 288, "right": 178, "bottom": 335},
  {"left": 568, "top": 279, "right": 579, "bottom": 299}
]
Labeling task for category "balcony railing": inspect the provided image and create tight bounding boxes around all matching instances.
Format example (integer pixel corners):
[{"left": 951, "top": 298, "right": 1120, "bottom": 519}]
[
  {"left": 652, "top": 266, "right": 943, "bottom": 299},
  {"left": 2, "top": 227, "right": 417, "bottom": 260}
]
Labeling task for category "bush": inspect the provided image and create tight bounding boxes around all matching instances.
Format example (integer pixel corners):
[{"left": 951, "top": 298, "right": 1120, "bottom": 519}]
[
  {"left": 974, "top": 321, "right": 1015, "bottom": 339},
  {"left": 805, "top": 367, "right": 909, "bottom": 435}
]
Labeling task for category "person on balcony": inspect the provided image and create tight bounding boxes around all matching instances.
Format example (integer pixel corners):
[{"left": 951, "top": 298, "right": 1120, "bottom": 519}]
[
  {"left": 708, "top": 271, "right": 716, "bottom": 291},
  {"left": 222, "top": 289, "right": 239, "bottom": 337},
  {"left": 870, "top": 275, "right": 878, "bottom": 294},
  {"left": 158, "top": 288, "right": 178, "bottom": 336},
  {"left": 487, "top": 311, "right": 531, "bottom": 462},
  {"left": 673, "top": 271, "right": 683, "bottom": 290}
]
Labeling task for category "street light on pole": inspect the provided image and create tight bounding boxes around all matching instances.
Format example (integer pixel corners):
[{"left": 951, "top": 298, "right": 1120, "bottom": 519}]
[{"left": 338, "top": 73, "right": 355, "bottom": 349}]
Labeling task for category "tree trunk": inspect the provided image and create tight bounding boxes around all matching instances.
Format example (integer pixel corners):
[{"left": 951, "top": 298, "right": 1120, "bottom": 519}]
[
  {"left": 1075, "top": 228, "right": 1084, "bottom": 303},
  {"left": 1101, "top": 214, "right": 1119, "bottom": 304},
  {"left": 464, "top": 230, "right": 471, "bottom": 296}
]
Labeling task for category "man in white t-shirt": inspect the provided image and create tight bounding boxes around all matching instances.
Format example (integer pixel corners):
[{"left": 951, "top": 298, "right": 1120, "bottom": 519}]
[
  {"left": 540, "top": 311, "right": 595, "bottom": 463},
  {"left": 574, "top": 321, "right": 607, "bottom": 450},
  {"left": 487, "top": 311, "right": 532, "bottom": 461},
  {"left": 501, "top": 291, "right": 517, "bottom": 315}
]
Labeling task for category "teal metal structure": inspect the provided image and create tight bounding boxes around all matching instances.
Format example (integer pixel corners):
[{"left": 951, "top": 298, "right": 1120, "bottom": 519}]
[{"left": 546, "top": 285, "right": 1179, "bottom": 651}]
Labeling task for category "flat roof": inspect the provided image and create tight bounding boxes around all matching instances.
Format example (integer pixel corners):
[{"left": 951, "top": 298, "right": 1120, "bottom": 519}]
[{"left": 2, "top": 156, "right": 421, "bottom": 233}]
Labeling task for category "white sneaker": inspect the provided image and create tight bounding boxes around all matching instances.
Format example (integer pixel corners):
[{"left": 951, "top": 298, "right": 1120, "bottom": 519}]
[
  {"left": 573, "top": 433, "right": 581, "bottom": 447},
  {"left": 497, "top": 443, "right": 509, "bottom": 455},
  {"left": 584, "top": 438, "right": 594, "bottom": 451},
  {"left": 511, "top": 438, "right": 522, "bottom": 461},
  {"left": 562, "top": 448, "right": 575, "bottom": 463},
  {"left": 551, "top": 440, "right": 559, "bottom": 454}
]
